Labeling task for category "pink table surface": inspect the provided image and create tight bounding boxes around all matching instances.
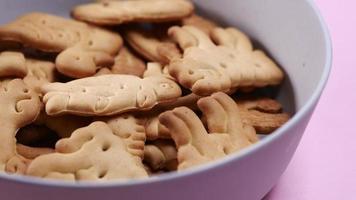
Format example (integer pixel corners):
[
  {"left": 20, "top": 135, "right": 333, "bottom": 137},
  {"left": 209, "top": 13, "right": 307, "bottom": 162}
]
[{"left": 265, "top": 0, "right": 356, "bottom": 199}]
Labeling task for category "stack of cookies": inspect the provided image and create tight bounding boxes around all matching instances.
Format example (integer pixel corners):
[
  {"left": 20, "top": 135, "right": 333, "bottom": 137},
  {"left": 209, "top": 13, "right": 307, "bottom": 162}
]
[{"left": 0, "top": 0, "right": 290, "bottom": 182}]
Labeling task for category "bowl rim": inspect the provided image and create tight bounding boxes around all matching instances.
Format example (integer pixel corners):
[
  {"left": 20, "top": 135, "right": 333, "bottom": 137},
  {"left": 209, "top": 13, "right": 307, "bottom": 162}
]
[{"left": 0, "top": 0, "right": 332, "bottom": 188}]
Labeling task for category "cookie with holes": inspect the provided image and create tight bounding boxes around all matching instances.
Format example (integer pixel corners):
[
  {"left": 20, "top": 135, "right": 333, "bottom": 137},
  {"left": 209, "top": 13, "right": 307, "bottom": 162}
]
[
  {"left": 72, "top": 0, "right": 194, "bottom": 25},
  {"left": 0, "top": 79, "right": 41, "bottom": 171},
  {"left": 159, "top": 92, "right": 258, "bottom": 170},
  {"left": 0, "top": 12, "right": 123, "bottom": 78},
  {"left": 166, "top": 26, "right": 284, "bottom": 96},
  {"left": 41, "top": 74, "right": 182, "bottom": 116},
  {"left": 26, "top": 121, "right": 148, "bottom": 181}
]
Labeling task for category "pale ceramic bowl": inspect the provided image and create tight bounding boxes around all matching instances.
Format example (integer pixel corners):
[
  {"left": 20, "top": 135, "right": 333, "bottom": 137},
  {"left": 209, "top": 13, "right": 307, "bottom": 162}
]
[{"left": 0, "top": 0, "right": 332, "bottom": 199}]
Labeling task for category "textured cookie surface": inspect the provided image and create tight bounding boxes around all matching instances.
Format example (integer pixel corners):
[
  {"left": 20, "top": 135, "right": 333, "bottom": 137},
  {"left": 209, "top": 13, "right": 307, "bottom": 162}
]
[
  {"left": 0, "top": 79, "right": 41, "bottom": 170},
  {"left": 167, "top": 26, "right": 284, "bottom": 96},
  {"left": 41, "top": 74, "right": 182, "bottom": 116},
  {"left": 72, "top": 0, "right": 194, "bottom": 25},
  {"left": 0, "top": 12, "right": 123, "bottom": 78},
  {"left": 27, "top": 122, "right": 148, "bottom": 181}
]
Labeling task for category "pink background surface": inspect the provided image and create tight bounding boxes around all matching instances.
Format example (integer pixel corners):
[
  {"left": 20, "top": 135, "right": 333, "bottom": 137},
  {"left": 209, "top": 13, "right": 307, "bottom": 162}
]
[{"left": 266, "top": 0, "right": 356, "bottom": 199}]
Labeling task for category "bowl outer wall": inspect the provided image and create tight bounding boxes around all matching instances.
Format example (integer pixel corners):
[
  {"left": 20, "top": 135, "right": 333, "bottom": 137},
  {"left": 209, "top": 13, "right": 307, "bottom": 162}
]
[{"left": 0, "top": 0, "right": 332, "bottom": 199}]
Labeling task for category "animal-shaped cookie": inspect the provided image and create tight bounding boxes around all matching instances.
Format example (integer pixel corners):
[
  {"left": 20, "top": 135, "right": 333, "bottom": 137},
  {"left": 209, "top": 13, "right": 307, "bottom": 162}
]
[
  {"left": 236, "top": 98, "right": 290, "bottom": 134},
  {"left": 0, "top": 79, "right": 41, "bottom": 171},
  {"left": 26, "top": 122, "right": 148, "bottom": 181},
  {"left": 166, "top": 26, "right": 284, "bottom": 95},
  {"left": 41, "top": 74, "right": 182, "bottom": 116},
  {"left": 159, "top": 92, "right": 258, "bottom": 170},
  {"left": 0, "top": 12, "right": 123, "bottom": 78},
  {"left": 104, "top": 114, "right": 146, "bottom": 159},
  {"left": 72, "top": 0, "right": 194, "bottom": 25}
]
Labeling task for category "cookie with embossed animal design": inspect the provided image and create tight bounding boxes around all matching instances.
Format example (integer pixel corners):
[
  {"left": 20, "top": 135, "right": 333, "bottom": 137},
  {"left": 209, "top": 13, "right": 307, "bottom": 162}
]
[
  {"left": 166, "top": 26, "right": 284, "bottom": 96},
  {"left": 72, "top": 0, "right": 194, "bottom": 25},
  {"left": 0, "top": 12, "right": 123, "bottom": 78},
  {"left": 41, "top": 74, "right": 182, "bottom": 116},
  {"left": 27, "top": 121, "right": 148, "bottom": 181}
]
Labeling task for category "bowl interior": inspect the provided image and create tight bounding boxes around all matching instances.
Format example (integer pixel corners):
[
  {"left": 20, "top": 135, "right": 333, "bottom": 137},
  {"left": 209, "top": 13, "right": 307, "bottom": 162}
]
[{"left": 0, "top": 0, "right": 330, "bottom": 186}]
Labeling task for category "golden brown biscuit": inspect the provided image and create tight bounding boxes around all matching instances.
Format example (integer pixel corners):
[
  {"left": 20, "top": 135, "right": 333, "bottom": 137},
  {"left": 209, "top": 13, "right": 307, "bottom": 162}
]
[
  {"left": 159, "top": 92, "right": 258, "bottom": 170},
  {"left": 124, "top": 27, "right": 181, "bottom": 64},
  {"left": 41, "top": 75, "right": 182, "bottom": 116},
  {"left": 236, "top": 98, "right": 290, "bottom": 134},
  {"left": 166, "top": 26, "right": 284, "bottom": 95},
  {"left": 72, "top": 0, "right": 194, "bottom": 25},
  {"left": 27, "top": 122, "right": 148, "bottom": 181},
  {"left": 0, "top": 12, "right": 123, "bottom": 78},
  {"left": 236, "top": 97, "right": 283, "bottom": 113},
  {"left": 0, "top": 79, "right": 41, "bottom": 171},
  {"left": 110, "top": 47, "right": 146, "bottom": 77}
]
